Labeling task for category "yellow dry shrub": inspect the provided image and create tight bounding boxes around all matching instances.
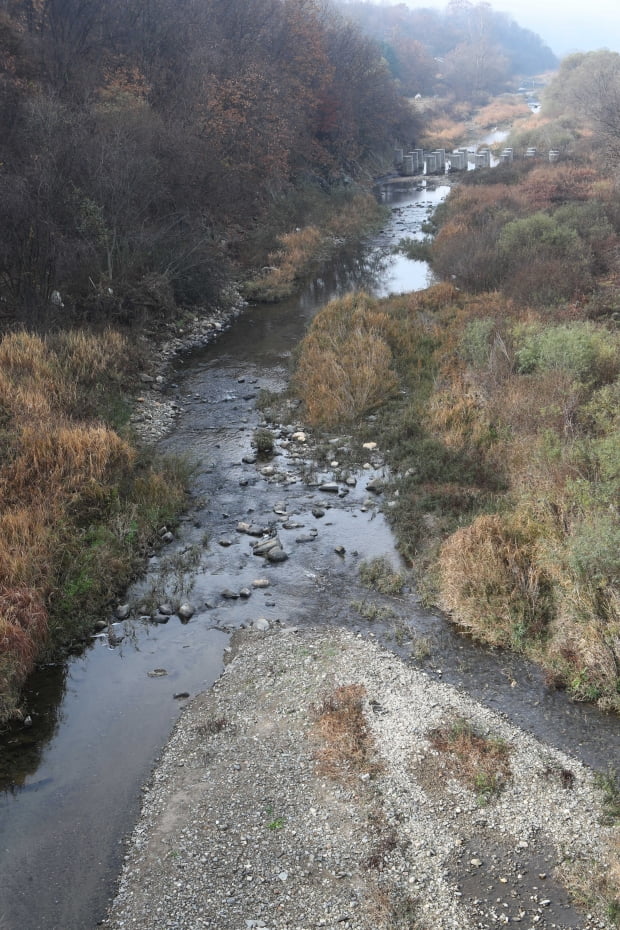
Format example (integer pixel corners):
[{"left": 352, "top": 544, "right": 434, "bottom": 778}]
[
  {"left": 295, "top": 292, "right": 399, "bottom": 426},
  {"left": 4, "top": 424, "right": 135, "bottom": 501},
  {"left": 428, "top": 383, "right": 492, "bottom": 452},
  {"left": 475, "top": 97, "right": 530, "bottom": 127},
  {"left": 327, "top": 193, "right": 383, "bottom": 239},
  {"left": 438, "top": 513, "right": 551, "bottom": 648},
  {"left": 0, "top": 332, "right": 71, "bottom": 420},
  {"left": 0, "top": 505, "right": 56, "bottom": 590},
  {"left": 543, "top": 575, "right": 620, "bottom": 707},
  {"left": 54, "top": 328, "right": 127, "bottom": 382},
  {"left": 420, "top": 117, "right": 468, "bottom": 150}
]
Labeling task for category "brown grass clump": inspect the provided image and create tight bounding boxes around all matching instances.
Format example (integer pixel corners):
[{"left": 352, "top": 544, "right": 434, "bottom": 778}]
[
  {"left": 294, "top": 292, "right": 399, "bottom": 426},
  {"left": 475, "top": 97, "right": 530, "bottom": 128},
  {"left": 420, "top": 116, "right": 469, "bottom": 150},
  {"left": 437, "top": 513, "right": 553, "bottom": 650},
  {"left": 312, "top": 684, "right": 384, "bottom": 783},
  {"left": 0, "top": 329, "right": 187, "bottom": 722},
  {"left": 428, "top": 716, "right": 512, "bottom": 802},
  {"left": 3, "top": 424, "right": 134, "bottom": 502},
  {"left": 244, "top": 194, "right": 384, "bottom": 302},
  {"left": 0, "top": 587, "right": 49, "bottom": 721}
]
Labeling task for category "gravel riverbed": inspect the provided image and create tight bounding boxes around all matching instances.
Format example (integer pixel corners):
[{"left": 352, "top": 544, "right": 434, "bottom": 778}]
[{"left": 104, "top": 627, "right": 618, "bottom": 930}]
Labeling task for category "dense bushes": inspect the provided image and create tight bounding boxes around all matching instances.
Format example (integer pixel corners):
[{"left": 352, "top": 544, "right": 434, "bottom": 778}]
[{"left": 293, "top": 169, "right": 620, "bottom": 705}]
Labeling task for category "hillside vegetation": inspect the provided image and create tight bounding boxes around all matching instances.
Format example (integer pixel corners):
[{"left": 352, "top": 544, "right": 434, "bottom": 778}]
[
  {"left": 0, "top": 0, "right": 415, "bottom": 325},
  {"left": 294, "top": 63, "right": 620, "bottom": 710}
]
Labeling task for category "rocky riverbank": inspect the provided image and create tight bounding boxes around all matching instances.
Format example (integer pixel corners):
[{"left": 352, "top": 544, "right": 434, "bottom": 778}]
[
  {"left": 104, "top": 627, "right": 618, "bottom": 930},
  {"left": 129, "top": 290, "right": 247, "bottom": 444}
]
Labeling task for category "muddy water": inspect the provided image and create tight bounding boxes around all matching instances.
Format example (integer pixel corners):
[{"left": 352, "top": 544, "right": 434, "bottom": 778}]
[{"left": 0, "top": 181, "right": 618, "bottom": 930}]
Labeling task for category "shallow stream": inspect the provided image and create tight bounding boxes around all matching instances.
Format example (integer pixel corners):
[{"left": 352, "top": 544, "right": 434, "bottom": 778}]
[{"left": 0, "top": 180, "right": 618, "bottom": 930}]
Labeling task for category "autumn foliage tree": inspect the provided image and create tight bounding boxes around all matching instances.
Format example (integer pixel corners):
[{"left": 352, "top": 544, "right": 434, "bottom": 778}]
[{"left": 0, "top": 0, "right": 414, "bottom": 322}]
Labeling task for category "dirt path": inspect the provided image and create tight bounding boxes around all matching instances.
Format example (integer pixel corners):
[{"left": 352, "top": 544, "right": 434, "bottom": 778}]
[{"left": 104, "top": 627, "right": 618, "bottom": 930}]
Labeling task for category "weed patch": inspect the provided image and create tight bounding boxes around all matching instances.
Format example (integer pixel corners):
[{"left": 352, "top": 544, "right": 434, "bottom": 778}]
[
  {"left": 596, "top": 769, "right": 620, "bottom": 826},
  {"left": 359, "top": 557, "right": 405, "bottom": 596},
  {"left": 428, "top": 716, "right": 512, "bottom": 804},
  {"left": 312, "top": 684, "right": 383, "bottom": 783}
]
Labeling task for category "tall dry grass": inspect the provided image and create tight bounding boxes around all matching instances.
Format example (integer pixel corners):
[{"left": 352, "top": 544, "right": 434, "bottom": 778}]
[
  {"left": 0, "top": 329, "right": 186, "bottom": 723},
  {"left": 437, "top": 513, "right": 553, "bottom": 650},
  {"left": 294, "top": 292, "right": 399, "bottom": 425}
]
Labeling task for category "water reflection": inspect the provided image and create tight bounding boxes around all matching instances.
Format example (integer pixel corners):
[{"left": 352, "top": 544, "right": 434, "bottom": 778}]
[{"left": 0, "top": 664, "right": 67, "bottom": 793}]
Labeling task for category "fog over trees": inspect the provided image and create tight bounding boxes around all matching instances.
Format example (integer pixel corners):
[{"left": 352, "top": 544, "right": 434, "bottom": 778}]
[{"left": 336, "top": 0, "right": 557, "bottom": 99}]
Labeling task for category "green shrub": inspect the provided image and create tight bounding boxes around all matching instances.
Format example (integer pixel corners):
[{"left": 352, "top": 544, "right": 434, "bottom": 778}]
[
  {"left": 514, "top": 322, "right": 619, "bottom": 385},
  {"left": 460, "top": 317, "right": 496, "bottom": 368},
  {"left": 567, "top": 515, "right": 620, "bottom": 587},
  {"left": 499, "top": 211, "right": 581, "bottom": 257}
]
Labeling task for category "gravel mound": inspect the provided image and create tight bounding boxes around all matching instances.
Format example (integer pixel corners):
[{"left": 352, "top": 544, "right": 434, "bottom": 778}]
[{"left": 104, "top": 628, "right": 617, "bottom": 930}]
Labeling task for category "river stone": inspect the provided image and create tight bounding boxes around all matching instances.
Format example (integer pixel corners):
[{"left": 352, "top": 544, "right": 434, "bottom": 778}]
[
  {"left": 237, "top": 522, "right": 267, "bottom": 536},
  {"left": 282, "top": 520, "right": 303, "bottom": 529},
  {"left": 221, "top": 589, "right": 240, "bottom": 600},
  {"left": 335, "top": 546, "right": 346, "bottom": 556},
  {"left": 108, "top": 623, "right": 125, "bottom": 644},
  {"left": 253, "top": 618, "right": 270, "bottom": 632},
  {"left": 147, "top": 668, "right": 168, "bottom": 678},
  {"left": 94, "top": 620, "right": 108, "bottom": 632},
  {"left": 345, "top": 476, "right": 357, "bottom": 487},
  {"left": 151, "top": 613, "right": 170, "bottom": 624},
  {"left": 178, "top": 603, "right": 195, "bottom": 620},
  {"left": 219, "top": 537, "right": 233, "bottom": 547},
  {"left": 161, "top": 531, "right": 174, "bottom": 544},
  {"left": 312, "top": 507, "right": 325, "bottom": 518},
  {"left": 291, "top": 431, "right": 306, "bottom": 442},
  {"left": 295, "top": 533, "right": 317, "bottom": 543},
  {"left": 242, "top": 455, "right": 257, "bottom": 465},
  {"left": 366, "top": 478, "right": 384, "bottom": 493},
  {"left": 252, "top": 537, "right": 282, "bottom": 557},
  {"left": 158, "top": 603, "right": 175, "bottom": 616},
  {"left": 260, "top": 465, "right": 276, "bottom": 477},
  {"left": 115, "top": 603, "right": 130, "bottom": 620},
  {"left": 252, "top": 579, "right": 270, "bottom": 588},
  {"left": 363, "top": 441, "right": 378, "bottom": 450},
  {"left": 267, "top": 547, "right": 288, "bottom": 563},
  {"left": 273, "top": 503, "right": 288, "bottom": 515},
  {"left": 239, "top": 588, "right": 252, "bottom": 599},
  {"left": 319, "top": 482, "right": 339, "bottom": 493}
]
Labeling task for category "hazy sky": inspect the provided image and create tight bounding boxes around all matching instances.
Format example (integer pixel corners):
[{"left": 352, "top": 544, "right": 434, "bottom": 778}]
[
  {"left": 403, "top": 0, "right": 620, "bottom": 57},
  {"left": 495, "top": 0, "right": 619, "bottom": 56}
]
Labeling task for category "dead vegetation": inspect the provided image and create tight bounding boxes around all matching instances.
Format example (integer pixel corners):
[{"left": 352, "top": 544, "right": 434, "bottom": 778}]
[
  {"left": 427, "top": 716, "right": 512, "bottom": 804},
  {"left": 0, "top": 329, "right": 187, "bottom": 724},
  {"left": 311, "top": 684, "right": 384, "bottom": 783}
]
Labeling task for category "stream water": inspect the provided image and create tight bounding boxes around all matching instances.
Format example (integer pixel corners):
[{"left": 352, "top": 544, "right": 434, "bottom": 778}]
[{"left": 0, "top": 180, "right": 618, "bottom": 930}]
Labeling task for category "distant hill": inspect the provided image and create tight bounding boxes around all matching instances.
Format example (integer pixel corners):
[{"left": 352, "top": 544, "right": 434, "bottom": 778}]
[{"left": 335, "top": 1, "right": 558, "bottom": 99}]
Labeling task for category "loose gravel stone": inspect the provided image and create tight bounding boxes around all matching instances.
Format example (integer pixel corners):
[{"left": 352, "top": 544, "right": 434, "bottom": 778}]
[{"left": 104, "top": 629, "right": 617, "bottom": 930}]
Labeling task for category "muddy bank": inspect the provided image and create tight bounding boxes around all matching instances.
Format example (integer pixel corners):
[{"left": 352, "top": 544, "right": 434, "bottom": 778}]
[{"left": 104, "top": 627, "right": 617, "bottom": 930}]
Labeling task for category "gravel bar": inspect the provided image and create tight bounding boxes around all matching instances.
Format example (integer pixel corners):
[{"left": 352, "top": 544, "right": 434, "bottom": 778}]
[{"left": 104, "top": 627, "right": 617, "bottom": 930}]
